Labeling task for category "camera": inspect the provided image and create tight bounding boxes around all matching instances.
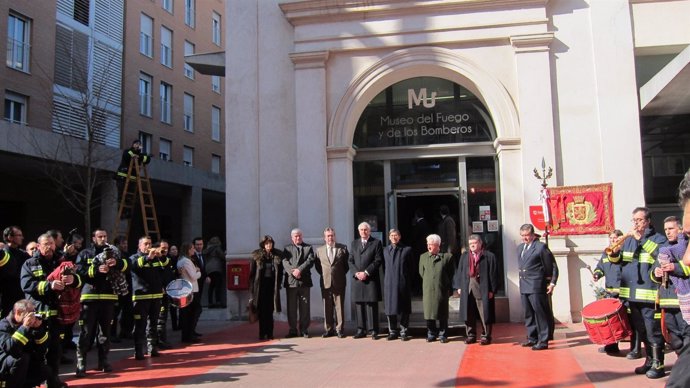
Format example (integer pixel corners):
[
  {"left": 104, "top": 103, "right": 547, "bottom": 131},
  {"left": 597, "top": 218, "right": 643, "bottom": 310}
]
[{"left": 33, "top": 312, "right": 45, "bottom": 320}]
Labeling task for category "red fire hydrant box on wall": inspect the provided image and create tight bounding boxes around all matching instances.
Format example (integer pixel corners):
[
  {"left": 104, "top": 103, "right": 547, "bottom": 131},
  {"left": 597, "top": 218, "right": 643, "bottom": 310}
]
[{"left": 227, "top": 260, "right": 250, "bottom": 290}]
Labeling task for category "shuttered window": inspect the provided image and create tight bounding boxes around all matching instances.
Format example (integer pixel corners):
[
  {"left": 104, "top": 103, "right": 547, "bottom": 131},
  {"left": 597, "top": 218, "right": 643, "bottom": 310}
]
[{"left": 54, "top": 24, "right": 89, "bottom": 93}]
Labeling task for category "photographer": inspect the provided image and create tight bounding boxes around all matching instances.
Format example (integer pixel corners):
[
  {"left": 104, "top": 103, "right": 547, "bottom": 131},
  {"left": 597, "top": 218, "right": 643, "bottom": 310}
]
[
  {"left": 0, "top": 299, "right": 50, "bottom": 387},
  {"left": 74, "top": 229, "right": 128, "bottom": 378}
]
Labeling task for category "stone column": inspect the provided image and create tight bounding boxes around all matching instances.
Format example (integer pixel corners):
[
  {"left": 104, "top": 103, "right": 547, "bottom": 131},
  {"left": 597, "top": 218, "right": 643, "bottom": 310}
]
[
  {"left": 181, "top": 185, "right": 203, "bottom": 244},
  {"left": 100, "top": 179, "right": 118, "bottom": 238}
]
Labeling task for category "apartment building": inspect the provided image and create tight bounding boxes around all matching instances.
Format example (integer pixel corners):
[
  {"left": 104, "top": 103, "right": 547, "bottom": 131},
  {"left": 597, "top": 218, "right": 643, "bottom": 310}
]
[{"left": 0, "top": 0, "right": 225, "bottom": 248}]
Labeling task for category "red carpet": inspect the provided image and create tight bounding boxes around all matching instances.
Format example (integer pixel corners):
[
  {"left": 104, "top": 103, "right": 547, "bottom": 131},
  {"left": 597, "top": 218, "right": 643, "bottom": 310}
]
[
  {"left": 64, "top": 323, "right": 266, "bottom": 388},
  {"left": 456, "top": 323, "right": 594, "bottom": 388}
]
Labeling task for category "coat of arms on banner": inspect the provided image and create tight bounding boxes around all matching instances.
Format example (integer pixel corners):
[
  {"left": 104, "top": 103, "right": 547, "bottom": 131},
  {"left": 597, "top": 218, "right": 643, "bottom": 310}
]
[{"left": 546, "top": 183, "right": 615, "bottom": 235}]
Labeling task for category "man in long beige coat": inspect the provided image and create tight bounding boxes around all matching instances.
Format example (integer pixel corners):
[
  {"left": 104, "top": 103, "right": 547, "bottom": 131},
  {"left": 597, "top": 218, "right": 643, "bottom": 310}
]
[{"left": 419, "top": 234, "right": 455, "bottom": 343}]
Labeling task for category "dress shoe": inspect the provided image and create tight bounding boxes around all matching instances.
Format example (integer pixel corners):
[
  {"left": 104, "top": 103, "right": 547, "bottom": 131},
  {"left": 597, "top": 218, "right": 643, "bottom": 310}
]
[
  {"left": 521, "top": 340, "right": 537, "bottom": 347},
  {"left": 598, "top": 344, "right": 619, "bottom": 354},
  {"left": 465, "top": 337, "right": 477, "bottom": 344},
  {"left": 531, "top": 343, "right": 548, "bottom": 351},
  {"left": 480, "top": 337, "right": 491, "bottom": 345},
  {"left": 426, "top": 336, "right": 437, "bottom": 343},
  {"left": 285, "top": 332, "right": 299, "bottom": 338},
  {"left": 370, "top": 332, "right": 379, "bottom": 340},
  {"left": 353, "top": 331, "right": 366, "bottom": 339},
  {"left": 98, "top": 361, "right": 113, "bottom": 373},
  {"left": 302, "top": 331, "right": 310, "bottom": 338},
  {"left": 322, "top": 331, "right": 335, "bottom": 338},
  {"left": 337, "top": 331, "right": 346, "bottom": 338},
  {"left": 386, "top": 333, "right": 398, "bottom": 341},
  {"left": 440, "top": 337, "right": 449, "bottom": 344},
  {"left": 400, "top": 334, "right": 410, "bottom": 341},
  {"left": 75, "top": 368, "right": 87, "bottom": 378}
]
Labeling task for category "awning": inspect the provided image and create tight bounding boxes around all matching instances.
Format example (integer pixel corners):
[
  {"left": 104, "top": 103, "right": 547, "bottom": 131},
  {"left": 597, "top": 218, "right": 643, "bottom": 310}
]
[
  {"left": 184, "top": 52, "right": 225, "bottom": 76},
  {"left": 640, "top": 45, "right": 690, "bottom": 116}
]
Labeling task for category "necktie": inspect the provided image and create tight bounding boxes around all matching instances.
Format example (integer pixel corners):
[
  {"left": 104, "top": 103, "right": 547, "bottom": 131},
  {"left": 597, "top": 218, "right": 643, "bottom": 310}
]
[
  {"left": 361, "top": 239, "right": 366, "bottom": 249},
  {"left": 328, "top": 246, "right": 334, "bottom": 264},
  {"left": 197, "top": 252, "right": 204, "bottom": 267},
  {"left": 521, "top": 244, "right": 529, "bottom": 258},
  {"left": 297, "top": 245, "right": 302, "bottom": 259}
]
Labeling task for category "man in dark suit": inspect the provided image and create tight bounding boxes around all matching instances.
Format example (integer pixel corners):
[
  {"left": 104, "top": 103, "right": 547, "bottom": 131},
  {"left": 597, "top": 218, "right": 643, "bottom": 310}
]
[
  {"left": 349, "top": 222, "right": 383, "bottom": 340},
  {"left": 314, "top": 228, "right": 349, "bottom": 338},
  {"left": 282, "top": 228, "right": 315, "bottom": 338},
  {"left": 192, "top": 237, "right": 206, "bottom": 337},
  {"left": 383, "top": 229, "right": 413, "bottom": 341},
  {"left": 454, "top": 234, "right": 498, "bottom": 345},
  {"left": 437, "top": 205, "right": 457, "bottom": 254},
  {"left": 517, "top": 224, "right": 558, "bottom": 350}
]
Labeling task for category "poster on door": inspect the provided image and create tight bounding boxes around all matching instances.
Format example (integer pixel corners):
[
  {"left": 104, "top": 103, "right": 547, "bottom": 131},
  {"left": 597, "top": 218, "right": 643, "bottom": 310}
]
[{"left": 479, "top": 206, "right": 491, "bottom": 221}]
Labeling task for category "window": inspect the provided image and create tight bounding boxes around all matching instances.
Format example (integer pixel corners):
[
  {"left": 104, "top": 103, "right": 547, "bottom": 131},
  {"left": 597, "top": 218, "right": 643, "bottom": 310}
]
[
  {"left": 211, "top": 154, "right": 221, "bottom": 174},
  {"left": 140, "top": 14, "right": 153, "bottom": 57},
  {"left": 184, "top": 41, "right": 195, "bottom": 79},
  {"left": 139, "top": 73, "right": 152, "bottom": 117},
  {"left": 183, "top": 93, "right": 194, "bottom": 132},
  {"left": 211, "top": 76, "right": 221, "bottom": 94},
  {"left": 212, "top": 12, "right": 221, "bottom": 45},
  {"left": 160, "top": 26, "right": 172, "bottom": 68},
  {"left": 184, "top": 0, "right": 195, "bottom": 28},
  {"left": 74, "top": 0, "right": 90, "bottom": 26},
  {"left": 7, "top": 14, "right": 31, "bottom": 72},
  {"left": 139, "top": 132, "right": 152, "bottom": 154},
  {"left": 160, "top": 138, "right": 171, "bottom": 161},
  {"left": 160, "top": 82, "right": 172, "bottom": 124},
  {"left": 162, "top": 0, "right": 173, "bottom": 13},
  {"left": 211, "top": 106, "right": 221, "bottom": 141},
  {"left": 183, "top": 146, "right": 194, "bottom": 167},
  {"left": 4, "top": 91, "right": 27, "bottom": 124}
]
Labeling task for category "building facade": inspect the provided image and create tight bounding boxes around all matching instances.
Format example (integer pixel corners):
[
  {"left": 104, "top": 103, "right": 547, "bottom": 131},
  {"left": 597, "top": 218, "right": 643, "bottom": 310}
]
[
  {"left": 1, "top": 0, "right": 225, "bottom": 253},
  {"left": 223, "top": 0, "right": 690, "bottom": 323}
]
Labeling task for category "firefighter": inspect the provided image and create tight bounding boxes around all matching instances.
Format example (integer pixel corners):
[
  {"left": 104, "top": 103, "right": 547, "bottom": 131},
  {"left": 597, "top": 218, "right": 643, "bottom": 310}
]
[
  {"left": 130, "top": 236, "right": 168, "bottom": 360},
  {"left": 74, "top": 228, "right": 128, "bottom": 377},
  {"left": 609, "top": 207, "right": 667, "bottom": 379}
]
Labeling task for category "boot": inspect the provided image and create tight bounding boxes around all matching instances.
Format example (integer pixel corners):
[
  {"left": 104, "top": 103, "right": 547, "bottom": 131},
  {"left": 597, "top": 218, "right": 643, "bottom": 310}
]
[
  {"left": 97, "top": 346, "right": 113, "bottom": 372},
  {"left": 645, "top": 344, "right": 665, "bottom": 379},
  {"left": 134, "top": 344, "right": 145, "bottom": 360},
  {"left": 75, "top": 348, "right": 87, "bottom": 378},
  {"left": 634, "top": 342, "right": 653, "bottom": 374},
  {"left": 627, "top": 331, "right": 642, "bottom": 359}
]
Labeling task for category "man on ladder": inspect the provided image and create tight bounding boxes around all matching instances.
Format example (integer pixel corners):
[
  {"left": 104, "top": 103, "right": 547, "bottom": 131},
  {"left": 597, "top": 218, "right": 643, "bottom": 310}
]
[{"left": 115, "top": 140, "right": 150, "bottom": 200}]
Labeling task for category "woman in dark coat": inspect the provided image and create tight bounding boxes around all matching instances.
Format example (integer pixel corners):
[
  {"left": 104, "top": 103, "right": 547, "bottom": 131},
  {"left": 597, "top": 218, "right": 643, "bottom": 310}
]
[
  {"left": 453, "top": 234, "right": 498, "bottom": 345},
  {"left": 249, "top": 235, "right": 283, "bottom": 340}
]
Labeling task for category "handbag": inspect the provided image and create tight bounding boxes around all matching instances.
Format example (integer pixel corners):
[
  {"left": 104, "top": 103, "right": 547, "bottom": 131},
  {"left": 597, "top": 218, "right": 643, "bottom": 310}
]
[{"left": 247, "top": 300, "right": 258, "bottom": 323}]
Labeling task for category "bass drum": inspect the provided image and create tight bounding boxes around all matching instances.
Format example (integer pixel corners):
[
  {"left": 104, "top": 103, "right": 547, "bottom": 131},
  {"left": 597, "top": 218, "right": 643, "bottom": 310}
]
[{"left": 165, "top": 279, "right": 194, "bottom": 308}]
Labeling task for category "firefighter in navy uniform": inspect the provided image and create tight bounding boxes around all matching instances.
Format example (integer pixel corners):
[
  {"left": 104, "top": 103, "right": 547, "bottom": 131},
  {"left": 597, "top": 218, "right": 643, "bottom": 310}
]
[
  {"left": 130, "top": 236, "right": 168, "bottom": 360},
  {"left": 116, "top": 139, "right": 151, "bottom": 181},
  {"left": 20, "top": 233, "right": 81, "bottom": 388},
  {"left": 609, "top": 207, "right": 667, "bottom": 379},
  {"left": 156, "top": 240, "right": 176, "bottom": 349},
  {"left": 74, "top": 229, "right": 128, "bottom": 378},
  {"left": 0, "top": 299, "right": 50, "bottom": 388},
  {"left": 1, "top": 226, "right": 30, "bottom": 317},
  {"left": 592, "top": 229, "right": 627, "bottom": 355}
]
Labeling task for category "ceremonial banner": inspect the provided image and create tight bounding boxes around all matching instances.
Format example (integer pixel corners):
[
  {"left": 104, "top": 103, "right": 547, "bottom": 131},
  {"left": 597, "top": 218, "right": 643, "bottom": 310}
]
[{"left": 546, "top": 183, "right": 614, "bottom": 236}]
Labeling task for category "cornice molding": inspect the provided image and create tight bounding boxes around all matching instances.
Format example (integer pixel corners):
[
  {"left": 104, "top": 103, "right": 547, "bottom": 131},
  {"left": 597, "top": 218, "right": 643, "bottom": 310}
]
[
  {"left": 280, "top": 0, "right": 550, "bottom": 26},
  {"left": 510, "top": 32, "right": 555, "bottom": 53},
  {"left": 327, "top": 146, "right": 356, "bottom": 161},
  {"left": 290, "top": 51, "right": 330, "bottom": 69},
  {"left": 493, "top": 137, "right": 521, "bottom": 153}
]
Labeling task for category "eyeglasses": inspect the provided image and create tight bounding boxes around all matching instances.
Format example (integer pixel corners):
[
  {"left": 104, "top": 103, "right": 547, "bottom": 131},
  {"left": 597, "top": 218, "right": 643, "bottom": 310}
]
[{"left": 631, "top": 218, "right": 647, "bottom": 223}]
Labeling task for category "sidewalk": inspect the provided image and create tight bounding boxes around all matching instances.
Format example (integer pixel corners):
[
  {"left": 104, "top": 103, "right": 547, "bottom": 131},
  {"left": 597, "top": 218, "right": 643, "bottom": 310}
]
[{"left": 60, "top": 316, "right": 678, "bottom": 388}]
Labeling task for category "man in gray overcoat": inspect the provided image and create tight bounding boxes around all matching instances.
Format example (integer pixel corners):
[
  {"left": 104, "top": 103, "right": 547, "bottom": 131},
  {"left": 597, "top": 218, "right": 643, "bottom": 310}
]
[
  {"left": 419, "top": 234, "right": 455, "bottom": 343},
  {"left": 453, "top": 234, "right": 498, "bottom": 345},
  {"left": 383, "top": 229, "right": 414, "bottom": 341}
]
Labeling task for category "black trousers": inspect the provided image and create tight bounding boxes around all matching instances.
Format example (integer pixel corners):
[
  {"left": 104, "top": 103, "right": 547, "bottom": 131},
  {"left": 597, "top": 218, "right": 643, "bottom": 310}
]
[
  {"left": 355, "top": 302, "right": 379, "bottom": 334},
  {"left": 664, "top": 308, "right": 689, "bottom": 352},
  {"left": 133, "top": 298, "right": 162, "bottom": 353},
  {"left": 78, "top": 301, "right": 115, "bottom": 361},
  {"left": 157, "top": 295, "right": 172, "bottom": 341},
  {"left": 180, "top": 292, "right": 202, "bottom": 341},
  {"left": 0, "top": 351, "right": 51, "bottom": 388},
  {"left": 521, "top": 292, "right": 550, "bottom": 344},
  {"left": 629, "top": 301, "right": 663, "bottom": 347},
  {"left": 258, "top": 279, "right": 275, "bottom": 338},
  {"left": 387, "top": 313, "right": 409, "bottom": 335},
  {"left": 667, "top": 325, "right": 690, "bottom": 387},
  {"left": 207, "top": 272, "right": 225, "bottom": 306},
  {"left": 112, "top": 293, "right": 134, "bottom": 337}
]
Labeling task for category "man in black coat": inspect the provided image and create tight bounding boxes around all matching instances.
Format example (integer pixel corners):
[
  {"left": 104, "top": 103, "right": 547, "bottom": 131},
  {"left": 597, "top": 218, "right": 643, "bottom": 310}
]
[
  {"left": 282, "top": 228, "right": 315, "bottom": 338},
  {"left": 454, "top": 234, "right": 498, "bottom": 345},
  {"left": 382, "top": 229, "right": 413, "bottom": 341},
  {"left": 517, "top": 224, "right": 558, "bottom": 351},
  {"left": 349, "top": 222, "right": 383, "bottom": 339}
]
